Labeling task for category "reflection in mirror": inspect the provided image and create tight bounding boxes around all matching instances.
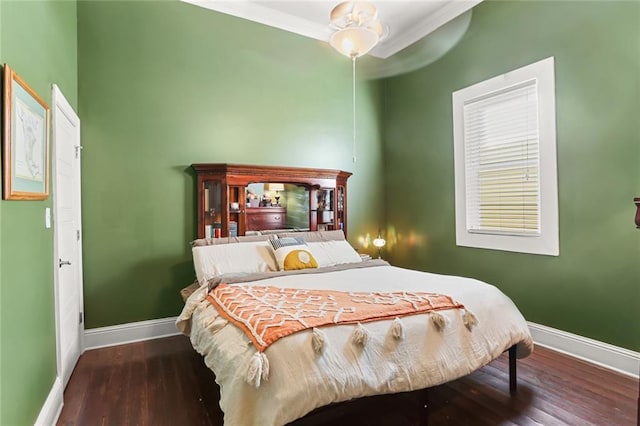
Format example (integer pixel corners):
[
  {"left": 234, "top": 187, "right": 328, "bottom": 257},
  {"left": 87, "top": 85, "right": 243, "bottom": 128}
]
[
  {"left": 245, "top": 183, "right": 310, "bottom": 231},
  {"left": 285, "top": 184, "right": 309, "bottom": 230}
]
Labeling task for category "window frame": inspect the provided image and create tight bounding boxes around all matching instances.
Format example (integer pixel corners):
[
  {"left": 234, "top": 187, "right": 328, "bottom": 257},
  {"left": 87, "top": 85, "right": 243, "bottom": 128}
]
[{"left": 452, "top": 57, "right": 559, "bottom": 256}]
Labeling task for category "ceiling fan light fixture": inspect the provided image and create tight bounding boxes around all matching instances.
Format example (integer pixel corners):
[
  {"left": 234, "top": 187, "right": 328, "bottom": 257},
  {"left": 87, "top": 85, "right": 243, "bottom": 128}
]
[
  {"left": 329, "top": 1, "right": 383, "bottom": 58},
  {"left": 328, "top": 1, "right": 385, "bottom": 163},
  {"left": 329, "top": 27, "right": 379, "bottom": 58}
]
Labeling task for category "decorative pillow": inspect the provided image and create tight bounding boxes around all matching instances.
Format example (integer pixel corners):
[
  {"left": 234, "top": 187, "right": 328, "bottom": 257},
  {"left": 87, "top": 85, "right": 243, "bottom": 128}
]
[
  {"left": 192, "top": 241, "right": 278, "bottom": 284},
  {"left": 269, "top": 237, "right": 318, "bottom": 271},
  {"left": 308, "top": 240, "right": 362, "bottom": 268}
]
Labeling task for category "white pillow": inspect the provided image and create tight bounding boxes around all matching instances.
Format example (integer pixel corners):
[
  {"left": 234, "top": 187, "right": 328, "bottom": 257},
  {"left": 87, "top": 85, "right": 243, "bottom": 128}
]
[
  {"left": 192, "top": 241, "right": 277, "bottom": 284},
  {"left": 308, "top": 240, "right": 362, "bottom": 268},
  {"left": 277, "top": 230, "right": 346, "bottom": 242}
]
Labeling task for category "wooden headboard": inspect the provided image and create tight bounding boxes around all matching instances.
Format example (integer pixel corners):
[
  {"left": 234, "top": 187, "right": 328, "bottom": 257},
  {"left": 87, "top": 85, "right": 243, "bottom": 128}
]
[{"left": 191, "top": 164, "right": 352, "bottom": 239}]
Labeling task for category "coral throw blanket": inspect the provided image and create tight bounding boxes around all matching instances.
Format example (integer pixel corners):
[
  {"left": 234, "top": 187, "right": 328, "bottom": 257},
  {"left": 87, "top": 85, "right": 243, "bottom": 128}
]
[{"left": 207, "top": 284, "right": 465, "bottom": 352}]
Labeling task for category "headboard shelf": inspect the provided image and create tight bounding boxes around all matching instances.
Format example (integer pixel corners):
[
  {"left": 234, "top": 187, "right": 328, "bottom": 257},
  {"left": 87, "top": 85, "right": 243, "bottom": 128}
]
[{"left": 192, "top": 163, "right": 351, "bottom": 239}]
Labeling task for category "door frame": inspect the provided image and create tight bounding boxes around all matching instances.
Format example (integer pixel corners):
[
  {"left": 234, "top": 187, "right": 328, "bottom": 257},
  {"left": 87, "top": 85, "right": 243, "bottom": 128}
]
[{"left": 52, "top": 83, "right": 84, "bottom": 385}]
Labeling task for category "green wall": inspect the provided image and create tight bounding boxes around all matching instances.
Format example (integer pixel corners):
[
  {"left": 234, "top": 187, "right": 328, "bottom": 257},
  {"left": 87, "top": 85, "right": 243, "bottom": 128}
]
[
  {"left": 0, "top": 1, "right": 78, "bottom": 424},
  {"left": 0, "top": 5, "right": 3, "bottom": 422},
  {"left": 1, "top": 1, "right": 636, "bottom": 422},
  {"left": 383, "top": 0, "right": 640, "bottom": 351},
  {"left": 77, "top": 1, "right": 384, "bottom": 329}
]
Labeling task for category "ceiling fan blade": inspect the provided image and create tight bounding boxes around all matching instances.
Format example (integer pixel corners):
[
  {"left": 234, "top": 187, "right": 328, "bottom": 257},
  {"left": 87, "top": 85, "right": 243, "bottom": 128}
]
[{"left": 359, "top": 10, "right": 472, "bottom": 80}]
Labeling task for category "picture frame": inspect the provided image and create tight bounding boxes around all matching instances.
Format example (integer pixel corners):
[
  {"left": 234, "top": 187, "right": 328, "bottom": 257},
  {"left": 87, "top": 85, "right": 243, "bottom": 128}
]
[{"left": 2, "top": 63, "right": 50, "bottom": 200}]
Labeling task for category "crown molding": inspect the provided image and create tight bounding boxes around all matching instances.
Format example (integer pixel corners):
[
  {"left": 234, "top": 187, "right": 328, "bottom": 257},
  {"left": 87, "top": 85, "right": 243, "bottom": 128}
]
[
  {"left": 182, "top": 0, "right": 333, "bottom": 43},
  {"left": 372, "top": 0, "right": 481, "bottom": 58},
  {"left": 181, "top": 0, "right": 481, "bottom": 59}
]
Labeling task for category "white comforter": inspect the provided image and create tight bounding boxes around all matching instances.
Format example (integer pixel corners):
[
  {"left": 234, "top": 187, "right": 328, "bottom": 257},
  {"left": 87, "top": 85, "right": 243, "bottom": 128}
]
[{"left": 176, "top": 264, "right": 533, "bottom": 426}]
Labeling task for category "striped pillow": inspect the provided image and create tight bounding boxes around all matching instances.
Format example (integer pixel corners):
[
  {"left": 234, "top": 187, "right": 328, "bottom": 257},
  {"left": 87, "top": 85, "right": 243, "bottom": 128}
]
[{"left": 269, "top": 237, "right": 318, "bottom": 271}]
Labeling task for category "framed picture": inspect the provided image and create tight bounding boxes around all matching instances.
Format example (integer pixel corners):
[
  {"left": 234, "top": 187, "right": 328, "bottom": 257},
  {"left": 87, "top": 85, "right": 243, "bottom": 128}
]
[{"left": 2, "top": 63, "right": 50, "bottom": 200}]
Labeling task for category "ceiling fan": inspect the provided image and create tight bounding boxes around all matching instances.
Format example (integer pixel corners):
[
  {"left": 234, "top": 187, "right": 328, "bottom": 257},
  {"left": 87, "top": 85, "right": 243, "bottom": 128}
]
[
  {"left": 181, "top": 0, "right": 475, "bottom": 163},
  {"left": 321, "top": 0, "right": 471, "bottom": 162},
  {"left": 326, "top": 1, "right": 472, "bottom": 79},
  {"left": 182, "top": 0, "right": 476, "bottom": 79},
  {"left": 358, "top": 9, "right": 472, "bottom": 79}
]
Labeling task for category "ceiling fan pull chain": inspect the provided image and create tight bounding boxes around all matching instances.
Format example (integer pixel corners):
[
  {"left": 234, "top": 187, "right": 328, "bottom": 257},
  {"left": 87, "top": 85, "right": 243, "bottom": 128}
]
[{"left": 352, "top": 56, "right": 357, "bottom": 164}]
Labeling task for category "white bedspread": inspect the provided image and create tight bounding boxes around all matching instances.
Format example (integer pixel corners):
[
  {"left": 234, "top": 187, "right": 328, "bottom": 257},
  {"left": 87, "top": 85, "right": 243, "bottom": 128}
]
[{"left": 176, "top": 264, "right": 533, "bottom": 426}]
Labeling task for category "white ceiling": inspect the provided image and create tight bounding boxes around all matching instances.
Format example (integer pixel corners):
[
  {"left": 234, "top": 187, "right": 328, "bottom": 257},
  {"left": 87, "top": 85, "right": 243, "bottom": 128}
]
[{"left": 182, "top": 0, "right": 482, "bottom": 59}]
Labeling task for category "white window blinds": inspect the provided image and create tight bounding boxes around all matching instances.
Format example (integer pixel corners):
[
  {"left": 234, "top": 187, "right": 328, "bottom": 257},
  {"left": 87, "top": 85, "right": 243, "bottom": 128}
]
[
  {"left": 463, "top": 80, "right": 540, "bottom": 236},
  {"left": 453, "top": 57, "right": 558, "bottom": 256}
]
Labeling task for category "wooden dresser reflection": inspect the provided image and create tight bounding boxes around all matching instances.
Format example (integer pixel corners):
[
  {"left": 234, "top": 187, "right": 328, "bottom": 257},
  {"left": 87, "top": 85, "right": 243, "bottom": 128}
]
[{"left": 246, "top": 207, "right": 286, "bottom": 231}]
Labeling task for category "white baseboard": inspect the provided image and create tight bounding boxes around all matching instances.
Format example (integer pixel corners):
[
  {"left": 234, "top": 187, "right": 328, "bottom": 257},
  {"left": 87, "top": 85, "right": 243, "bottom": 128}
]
[
  {"left": 34, "top": 376, "right": 63, "bottom": 426},
  {"left": 84, "top": 316, "right": 180, "bottom": 351},
  {"left": 81, "top": 316, "right": 638, "bottom": 378},
  {"left": 528, "top": 321, "right": 639, "bottom": 378}
]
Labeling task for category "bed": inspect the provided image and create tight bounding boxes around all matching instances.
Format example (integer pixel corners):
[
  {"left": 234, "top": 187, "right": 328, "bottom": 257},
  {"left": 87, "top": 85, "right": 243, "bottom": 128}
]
[{"left": 176, "top": 231, "right": 533, "bottom": 426}]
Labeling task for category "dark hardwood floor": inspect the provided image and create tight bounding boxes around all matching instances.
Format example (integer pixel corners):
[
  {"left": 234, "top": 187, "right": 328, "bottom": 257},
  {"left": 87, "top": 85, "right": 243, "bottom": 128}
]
[{"left": 57, "top": 335, "right": 638, "bottom": 426}]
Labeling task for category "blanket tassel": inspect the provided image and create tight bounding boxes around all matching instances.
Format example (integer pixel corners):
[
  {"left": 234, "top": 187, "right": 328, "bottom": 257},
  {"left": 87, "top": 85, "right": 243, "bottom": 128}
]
[
  {"left": 312, "top": 327, "right": 326, "bottom": 353},
  {"left": 260, "top": 352, "right": 270, "bottom": 380},
  {"left": 391, "top": 317, "right": 404, "bottom": 340},
  {"left": 463, "top": 309, "right": 479, "bottom": 331},
  {"left": 245, "top": 351, "right": 270, "bottom": 388},
  {"left": 352, "top": 323, "right": 370, "bottom": 347},
  {"left": 430, "top": 311, "right": 447, "bottom": 331},
  {"left": 207, "top": 317, "right": 229, "bottom": 334}
]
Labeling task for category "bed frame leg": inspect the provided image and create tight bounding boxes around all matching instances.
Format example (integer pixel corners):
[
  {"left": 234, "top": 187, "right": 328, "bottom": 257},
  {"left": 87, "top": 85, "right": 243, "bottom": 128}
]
[
  {"left": 509, "top": 345, "right": 517, "bottom": 395},
  {"left": 419, "top": 388, "right": 429, "bottom": 426}
]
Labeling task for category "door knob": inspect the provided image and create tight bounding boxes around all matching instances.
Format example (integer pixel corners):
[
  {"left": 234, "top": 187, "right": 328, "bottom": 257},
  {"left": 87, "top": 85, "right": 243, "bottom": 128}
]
[{"left": 59, "top": 259, "right": 72, "bottom": 268}]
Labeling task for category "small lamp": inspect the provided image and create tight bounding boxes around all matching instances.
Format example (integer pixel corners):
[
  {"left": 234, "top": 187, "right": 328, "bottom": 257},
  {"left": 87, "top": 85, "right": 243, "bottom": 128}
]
[
  {"left": 267, "top": 183, "right": 285, "bottom": 207},
  {"left": 372, "top": 230, "right": 386, "bottom": 259}
]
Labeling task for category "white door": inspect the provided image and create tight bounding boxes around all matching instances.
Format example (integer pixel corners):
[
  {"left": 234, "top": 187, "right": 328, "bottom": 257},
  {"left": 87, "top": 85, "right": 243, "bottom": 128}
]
[{"left": 52, "top": 84, "right": 83, "bottom": 387}]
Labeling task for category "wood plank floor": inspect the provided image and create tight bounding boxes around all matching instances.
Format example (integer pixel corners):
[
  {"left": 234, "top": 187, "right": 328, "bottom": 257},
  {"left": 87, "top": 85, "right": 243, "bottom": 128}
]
[{"left": 57, "top": 335, "right": 638, "bottom": 426}]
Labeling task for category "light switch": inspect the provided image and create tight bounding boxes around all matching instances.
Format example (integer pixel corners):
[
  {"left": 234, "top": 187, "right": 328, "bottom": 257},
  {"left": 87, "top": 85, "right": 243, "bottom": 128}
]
[{"left": 45, "top": 207, "right": 51, "bottom": 228}]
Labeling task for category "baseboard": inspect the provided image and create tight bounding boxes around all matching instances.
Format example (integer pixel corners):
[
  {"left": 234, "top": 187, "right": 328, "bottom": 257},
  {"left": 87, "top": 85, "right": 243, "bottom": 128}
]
[
  {"left": 84, "top": 316, "right": 180, "bottom": 350},
  {"left": 82, "top": 317, "right": 638, "bottom": 377},
  {"left": 34, "top": 376, "right": 63, "bottom": 426},
  {"left": 528, "top": 321, "right": 639, "bottom": 378}
]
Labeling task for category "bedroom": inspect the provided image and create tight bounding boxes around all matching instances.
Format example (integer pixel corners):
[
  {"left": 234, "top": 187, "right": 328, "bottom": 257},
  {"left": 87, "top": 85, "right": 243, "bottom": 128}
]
[{"left": 0, "top": 0, "right": 638, "bottom": 425}]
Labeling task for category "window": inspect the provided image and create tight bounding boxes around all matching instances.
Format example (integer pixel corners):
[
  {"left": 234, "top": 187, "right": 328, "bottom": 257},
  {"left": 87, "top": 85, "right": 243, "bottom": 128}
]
[{"left": 452, "top": 57, "right": 558, "bottom": 256}]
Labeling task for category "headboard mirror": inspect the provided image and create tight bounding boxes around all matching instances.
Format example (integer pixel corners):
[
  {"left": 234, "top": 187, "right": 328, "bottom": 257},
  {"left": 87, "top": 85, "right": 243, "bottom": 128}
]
[
  {"left": 245, "top": 182, "right": 310, "bottom": 232},
  {"left": 191, "top": 164, "right": 351, "bottom": 239}
]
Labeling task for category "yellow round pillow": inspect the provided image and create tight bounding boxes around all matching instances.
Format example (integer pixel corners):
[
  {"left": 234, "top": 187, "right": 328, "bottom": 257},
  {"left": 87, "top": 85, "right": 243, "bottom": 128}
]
[{"left": 283, "top": 249, "right": 318, "bottom": 270}]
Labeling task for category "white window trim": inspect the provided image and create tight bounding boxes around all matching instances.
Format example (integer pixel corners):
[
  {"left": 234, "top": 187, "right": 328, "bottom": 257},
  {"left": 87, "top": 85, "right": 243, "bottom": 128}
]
[{"left": 453, "top": 57, "right": 559, "bottom": 256}]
